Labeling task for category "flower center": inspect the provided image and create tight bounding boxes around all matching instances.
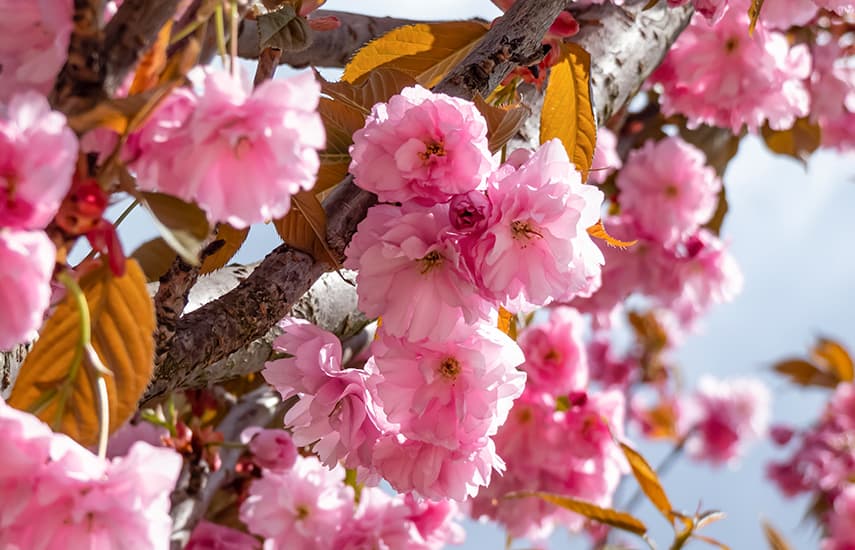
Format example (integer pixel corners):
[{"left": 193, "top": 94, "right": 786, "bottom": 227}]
[
  {"left": 664, "top": 184, "right": 679, "bottom": 198},
  {"left": 296, "top": 504, "right": 310, "bottom": 520},
  {"left": 544, "top": 349, "right": 561, "bottom": 363},
  {"left": 724, "top": 37, "right": 738, "bottom": 53},
  {"left": 419, "top": 250, "right": 443, "bottom": 274},
  {"left": 419, "top": 140, "right": 446, "bottom": 162},
  {"left": 511, "top": 220, "right": 543, "bottom": 244},
  {"left": 439, "top": 357, "right": 461, "bottom": 380},
  {"left": 233, "top": 135, "right": 253, "bottom": 159}
]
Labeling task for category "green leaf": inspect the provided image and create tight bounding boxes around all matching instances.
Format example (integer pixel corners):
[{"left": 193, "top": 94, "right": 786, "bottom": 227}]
[
  {"left": 141, "top": 192, "right": 210, "bottom": 265},
  {"left": 505, "top": 491, "right": 647, "bottom": 536},
  {"left": 342, "top": 22, "right": 489, "bottom": 87},
  {"left": 620, "top": 442, "right": 676, "bottom": 523},
  {"left": 540, "top": 43, "right": 597, "bottom": 181},
  {"left": 473, "top": 94, "right": 531, "bottom": 154},
  {"left": 9, "top": 260, "right": 155, "bottom": 446},
  {"left": 257, "top": 4, "right": 311, "bottom": 51}
]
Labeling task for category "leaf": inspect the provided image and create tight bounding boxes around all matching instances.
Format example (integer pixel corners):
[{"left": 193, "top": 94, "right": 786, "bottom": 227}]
[
  {"left": 128, "top": 21, "right": 173, "bottom": 95},
  {"left": 318, "top": 97, "right": 367, "bottom": 156},
  {"left": 505, "top": 492, "right": 647, "bottom": 536},
  {"left": 200, "top": 224, "right": 250, "bottom": 274},
  {"left": 274, "top": 191, "right": 336, "bottom": 265},
  {"left": 748, "top": 0, "right": 765, "bottom": 36},
  {"left": 67, "top": 85, "right": 173, "bottom": 135},
  {"left": 540, "top": 43, "right": 597, "bottom": 181},
  {"left": 319, "top": 68, "right": 419, "bottom": 111},
  {"left": 762, "top": 520, "right": 794, "bottom": 550},
  {"left": 761, "top": 118, "right": 821, "bottom": 165},
  {"left": 257, "top": 4, "right": 311, "bottom": 51},
  {"left": 315, "top": 162, "right": 350, "bottom": 197},
  {"left": 704, "top": 187, "right": 729, "bottom": 235},
  {"left": 9, "top": 260, "right": 155, "bottom": 446},
  {"left": 141, "top": 192, "right": 211, "bottom": 265},
  {"left": 620, "top": 442, "right": 675, "bottom": 523},
  {"left": 693, "top": 535, "right": 731, "bottom": 550},
  {"left": 473, "top": 95, "right": 531, "bottom": 154},
  {"left": 812, "top": 338, "right": 854, "bottom": 383},
  {"left": 772, "top": 359, "right": 838, "bottom": 388},
  {"left": 587, "top": 220, "right": 638, "bottom": 249},
  {"left": 130, "top": 237, "right": 176, "bottom": 282},
  {"left": 497, "top": 307, "right": 517, "bottom": 340},
  {"left": 342, "top": 22, "right": 489, "bottom": 87}
]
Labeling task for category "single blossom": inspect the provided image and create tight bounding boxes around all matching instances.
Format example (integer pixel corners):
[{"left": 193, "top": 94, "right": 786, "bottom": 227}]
[
  {"left": 0, "top": 0, "right": 73, "bottom": 99},
  {"left": 517, "top": 306, "right": 589, "bottom": 395},
  {"left": 242, "top": 427, "right": 298, "bottom": 472},
  {"left": 616, "top": 137, "right": 721, "bottom": 248},
  {"left": 681, "top": 376, "right": 771, "bottom": 465},
  {"left": 349, "top": 85, "right": 494, "bottom": 204},
  {"left": 0, "top": 92, "right": 78, "bottom": 230},
  {"left": 0, "top": 228, "right": 55, "bottom": 350},
  {"left": 131, "top": 69, "right": 324, "bottom": 228},
  {"left": 470, "top": 139, "right": 605, "bottom": 311},
  {"left": 650, "top": 10, "right": 811, "bottom": 133},
  {"left": 187, "top": 521, "right": 261, "bottom": 550},
  {"left": 823, "top": 485, "right": 855, "bottom": 550}
]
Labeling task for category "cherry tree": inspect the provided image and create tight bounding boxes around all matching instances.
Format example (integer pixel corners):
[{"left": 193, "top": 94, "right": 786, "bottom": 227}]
[{"left": 0, "top": 0, "right": 853, "bottom": 548}]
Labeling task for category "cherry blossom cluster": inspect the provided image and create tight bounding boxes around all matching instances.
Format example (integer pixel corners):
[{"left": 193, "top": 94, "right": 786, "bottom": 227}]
[
  {"left": 471, "top": 307, "right": 630, "bottom": 540},
  {"left": 126, "top": 68, "right": 325, "bottom": 228},
  {"left": 0, "top": 398, "right": 182, "bottom": 548},
  {"left": 657, "top": 0, "right": 855, "bottom": 149},
  {"left": 578, "top": 136, "right": 742, "bottom": 330},
  {"left": 239, "top": 454, "right": 464, "bottom": 549}
]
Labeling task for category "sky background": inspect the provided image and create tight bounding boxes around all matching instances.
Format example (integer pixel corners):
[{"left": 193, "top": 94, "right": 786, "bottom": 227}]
[{"left": 98, "top": 1, "right": 855, "bottom": 547}]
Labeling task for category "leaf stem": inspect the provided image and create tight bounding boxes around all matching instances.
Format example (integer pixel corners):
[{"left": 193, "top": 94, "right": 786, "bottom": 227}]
[{"left": 214, "top": 3, "right": 228, "bottom": 69}]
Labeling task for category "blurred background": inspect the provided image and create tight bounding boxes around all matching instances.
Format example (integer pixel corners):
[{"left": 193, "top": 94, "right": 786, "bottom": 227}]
[{"left": 91, "top": 1, "right": 855, "bottom": 547}]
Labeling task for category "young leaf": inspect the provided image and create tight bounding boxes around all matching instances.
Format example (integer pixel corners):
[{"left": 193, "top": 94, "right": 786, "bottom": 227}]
[
  {"left": 587, "top": 220, "right": 638, "bottom": 249},
  {"left": 200, "top": 224, "right": 250, "bottom": 274},
  {"left": 128, "top": 20, "right": 173, "bottom": 95},
  {"left": 257, "top": 4, "right": 311, "bottom": 51},
  {"left": 812, "top": 338, "right": 854, "bottom": 383},
  {"left": 693, "top": 534, "right": 731, "bottom": 550},
  {"left": 130, "top": 237, "right": 176, "bottom": 282},
  {"left": 141, "top": 192, "right": 211, "bottom": 265},
  {"left": 748, "top": 0, "right": 765, "bottom": 36},
  {"left": 497, "top": 307, "right": 517, "bottom": 340},
  {"left": 473, "top": 95, "right": 531, "bottom": 154},
  {"left": 762, "top": 520, "right": 794, "bottom": 550},
  {"left": 274, "top": 191, "right": 336, "bottom": 266},
  {"left": 319, "top": 68, "right": 419, "bottom": 112},
  {"left": 9, "top": 260, "right": 155, "bottom": 446},
  {"left": 620, "top": 442, "right": 676, "bottom": 523},
  {"left": 67, "top": 85, "right": 174, "bottom": 135},
  {"left": 342, "top": 22, "right": 489, "bottom": 87},
  {"left": 761, "top": 118, "right": 821, "bottom": 166},
  {"left": 505, "top": 491, "right": 647, "bottom": 536},
  {"left": 318, "top": 97, "right": 368, "bottom": 156},
  {"left": 772, "top": 359, "right": 838, "bottom": 388},
  {"left": 540, "top": 43, "right": 597, "bottom": 181}
]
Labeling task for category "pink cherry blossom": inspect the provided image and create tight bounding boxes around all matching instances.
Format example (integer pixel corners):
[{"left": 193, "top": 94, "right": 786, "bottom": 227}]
[
  {"left": 242, "top": 427, "right": 298, "bottom": 472},
  {"left": 813, "top": 0, "right": 853, "bottom": 14},
  {"left": 0, "top": 92, "right": 78, "bottom": 230},
  {"left": 373, "top": 435, "right": 501, "bottom": 501},
  {"left": 823, "top": 486, "right": 855, "bottom": 550},
  {"left": 345, "top": 203, "right": 493, "bottom": 342},
  {"left": 588, "top": 127, "right": 622, "bottom": 185},
  {"left": 186, "top": 520, "right": 261, "bottom": 550},
  {"left": 263, "top": 319, "right": 382, "bottom": 470},
  {"left": 809, "top": 39, "right": 855, "bottom": 151},
  {"left": 349, "top": 85, "right": 494, "bottom": 204},
  {"left": 404, "top": 493, "right": 466, "bottom": 549},
  {"left": 517, "top": 306, "right": 589, "bottom": 395},
  {"left": 651, "top": 10, "right": 811, "bottom": 133},
  {"left": 470, "top": 139, "right": 604, "bottom": 311},
  {"left": 0, "top": 398, "right": 182, "bottom": 550},
  {"left": 331, "top": 489, "right": 417, "bottom": 550},
  {"left": 617, "top": 137, "right": 721, "bottom": 248},
  {"left": 0, "top": 228, "right": 55, "bottom": 350},
  {"left": 132, "top": 69, "right": 324, "bottom": 228},
  {"left": 106, "top": 416, "right": 167, "bottom": 458},
  {"left": 370, "top": 324, "right": 525, "bottom": 451},
  {"left": 240, "top": 456, "right": 353, "bottom": 550},
  {"left": 681, "top": 376, "right": 771, "bottom": 465},
  {"left": 0, "top": 1, "right": 72, "bottom": 99},
  {"left": 449, "top": 190, "right": 492, "bottom": 232},
  {"left": 759, "top": 0, "right": 817, "bottom": 29}
]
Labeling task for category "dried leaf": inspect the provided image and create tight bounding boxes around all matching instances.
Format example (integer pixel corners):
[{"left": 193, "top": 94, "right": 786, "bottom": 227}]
[
  {"left": 141, "top": 192, "right": 211, "bottom": 265},
  {"left": 812, "top": 338, "right": 854, "bottom": 383},
  {"left": 762, "top": 520, "right": 794, "bottom": 550},
  {"left": 761, "top": 118, "right": 821, "bottom": 166},
  {"left": 200, "top": 224, "right": 250, "bottom": 274},
  {"left": 342, "top": 22, "right": 489, "bottom": 87},
  {"left": 257, "top": 4, "right": 311, "bottom": 51},
  {"left": 319, "top": 68, "right": 418, "bottom": 111},
  {"left": 9, "top": 260, "right": 155, "bottom": 446},
  {"left": 473, "top": 95, "right": 531, "bottom": 154},
  {"left": 620, "top": 442, "right": 675, "bottom": 523},
  {"left": 129, "top": 21, "right": 173, "bottom": 95},
  {"left": 130, "top": 237, "right": 176, "bottom": 282},
  {"left": 540, "top": 43, "right": 597, "bottom": 181},
  {"left": 505, "top": 492, "right": 647, "bottom": 536},
  {"left": 587, "top": 220, "right": 638, "bottom": 249}
]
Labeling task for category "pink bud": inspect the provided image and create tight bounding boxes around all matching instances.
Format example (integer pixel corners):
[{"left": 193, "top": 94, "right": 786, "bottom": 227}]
[
  {"left": 242, "top": 428, "right": 297, "bottom": 472},
  {"left": 449, "top": 191, "right": 491, "bottom": 232}
]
